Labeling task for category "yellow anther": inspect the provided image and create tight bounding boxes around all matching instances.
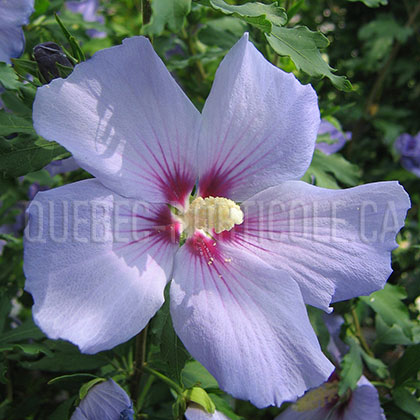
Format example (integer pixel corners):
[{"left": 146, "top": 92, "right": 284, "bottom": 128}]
[
  {"left": 184, "top": 196, "right": 244, "bottom": 235},
  {"left": 295, "top": 381, "right": 339, "bottom": 412}
]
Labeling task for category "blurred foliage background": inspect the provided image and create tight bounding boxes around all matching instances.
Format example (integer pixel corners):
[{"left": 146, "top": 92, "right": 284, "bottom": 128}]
[{"left": 0, "top": 0, "right": 419, "bottom": 419}]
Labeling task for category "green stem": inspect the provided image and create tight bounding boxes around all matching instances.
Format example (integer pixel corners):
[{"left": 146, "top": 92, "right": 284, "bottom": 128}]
[
  {"left": 130, "top": 326, "right": 148, "bottom": 404},
  {"left": 136, "top": 374, "right": 155, "bottom": 411},
  {"left": 142, "top": 0, "right": 152, "bottom": 26},
  {"left": 182, "top": 28, "right": 207, "bottom": 81},
  {"left": 370, "top": 381, "right": 392, "bottom": 389},
  {"left": 143, "top": 365, "right": 183, "bottom": 395},
  {"left": 5, "top": 356, "right": 13, "bottom": 402},
  {"left": 351, "top": 306, "right": 374, "bottom": 357}
]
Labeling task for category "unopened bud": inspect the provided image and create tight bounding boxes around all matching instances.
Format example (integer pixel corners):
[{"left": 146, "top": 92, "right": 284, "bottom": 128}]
[{"left": 33, "top": 42, "right": 73, "bottom": 83}]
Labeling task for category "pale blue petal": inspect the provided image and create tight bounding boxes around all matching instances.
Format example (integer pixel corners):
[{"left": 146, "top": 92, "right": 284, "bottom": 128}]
[
  {"left": 198, "top": 33, "right": 320, "bottom": 201},
  {"left": 33, "top": 37, "right": 200, "bottom": 207},
  {"left": 24, "top": 179, "right": 179, "bottom": 353},
  {"left": 344, "top": 376, "right": 386, "bottom": 420},
  {"left": 0, "top": 0, "right": 34, "bottom": 63},
  {"left": 170, "top": 233, "right": 333, "bottom": 408},
  {"left": 71, "top": 379, "right": 134, "bottom": 420},
  {"left": 185, "top": 404, "right": 230, "bottom": 420},
  {"left": 233, "top": 180, "right": 410, "bottom": 310}
]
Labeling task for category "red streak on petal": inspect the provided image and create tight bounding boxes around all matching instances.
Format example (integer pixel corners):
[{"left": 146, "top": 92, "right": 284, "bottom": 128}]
[
  {"left": 152, "top": 206, "right": 181, "bottom": 244},
  {"left": 162, "top": 167, "right": 195, "bottom": 208},
  {"left": 198, "top": 167, "right": 234, "bottom": 198}
]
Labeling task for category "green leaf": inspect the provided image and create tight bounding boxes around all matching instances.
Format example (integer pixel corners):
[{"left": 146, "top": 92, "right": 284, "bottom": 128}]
[
  {"left": 360, "top": 349, "right": 388, "bottom": 379},
  {"left": 145, "top": 0, "right": 192, "bottom": 35},
  {"left": 48, "top": 396, "right": 77, "bottom": 420},
  {"left": 20, "top": 341, "right": 109, "bottom": 372},
  {"left": 148, "top": 287, "right": 191, "bottom": 383},
  {"left": 287, "top": 0, "right": 305, "bottom": 20},
  {"left": 347, "top": 0, "right": 388, "bottom": 7},
  {"left": 339, "top": 337, "right": 363, "bottom": 395},
  {"left": 375, "top": 314, "right": 418, "bottom": 345},
  {"left": 307, "top": 306, "right": 330, "bottom": 352},
  {"left": 392, "top": 386, "right": 420, "bottom": 417},
  {"left": 0, "top": 361, "right": 7, "bottom": 384},
  {"left": 0, "top": 319, "right": 44, "bottom": 344},
  {"left": 0, "top": 112, "right": 36, "bottom": 136},
  {"left": 0, "top": 63, "right": 21, "bottom": 90},
  {"left": 11, "top": 58, "right": 40, "bottom": 80},
  {"left": 359, "top": 15, "right": 412, "bottom": 44},
  {"left": 181, "top": 360, "right": 219, "bottom": 390},
  {"left": 392, "top": 345, "right": 420, "bottom": 386},
  {"left": 0, "top": 135, "right": 70, "bottom": 178},
  {"left": 360, "top": 284, "right": 415, "bottom": 340},
  {"left": 198, "top": 17, "right": 248, "bottom": 50},
  {"left": 303, "top": 149, "right": 361, "bottom": 188},
  {"left": 54, "top": 13, "right": 85, "bottom": 62},
  {"left": 209, "top": 0, "right": 287, "bottom": 32},
  {"left": 183, "top": 387, "right": 216, "bottom": 413},
  {"left": 0, "top": 295, "right": 12, "bottom": 334},
  {"left": 266, "top": 26, "right": 352, "bottom": 91},
  {"left": 24, "top": 169, "right": 55, "bottom": 187},
  {"left": 1, "top": 343, "right": 53, "bottom": 357},
  {"left": 0, "top": 90, "right": 32, "bottom": 115},
  {"left": 48, "top": 373, "right": 99, "bottom": 385}
]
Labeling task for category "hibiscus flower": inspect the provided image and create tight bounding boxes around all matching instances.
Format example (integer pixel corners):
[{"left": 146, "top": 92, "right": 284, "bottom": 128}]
[{"left": 24, "top": 34, "right": 410, "bottom": 408}]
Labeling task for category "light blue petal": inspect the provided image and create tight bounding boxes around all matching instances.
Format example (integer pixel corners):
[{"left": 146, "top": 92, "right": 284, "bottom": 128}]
[
  {"left": 171, "top": 232, "right": 333, "bottom": 408},
  {"left": 233, "top": 180, "right": 410, "bottom": 310},
  {"left": 33, "top": 36, "right": 200, "bottom": 208},
  {"left": 71, "top": 379, "right": 134, "bottom": 420},
  {"left": 24, "top": 179, "right": 179, "bottom": 353},
  {"left": 344, "top": 376, "right": 386, "bottom": 420},
  {"left": 198, "top": 33, "right": 320, "bottom": 201},
  {"left": 0, "top": 0, "right": 34, "bottom": 63}
]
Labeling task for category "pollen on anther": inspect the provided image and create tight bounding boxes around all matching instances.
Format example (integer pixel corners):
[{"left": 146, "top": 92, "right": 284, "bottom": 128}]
[{"left": 183, "top": 196, "right": 244, "bottom": 235}]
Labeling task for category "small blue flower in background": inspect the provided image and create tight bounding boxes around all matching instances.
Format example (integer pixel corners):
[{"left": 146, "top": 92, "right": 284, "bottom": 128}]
[
  {"left": 70, "top": 379, "right": 134, "bottom": 420},
  {"left": 395, "top": 132, "right": 420, "bottom": 177},
  {"left": 275, "top": 314, "right": 386, "bottom": 420},
  {"left": 25, "top": 34, "right": 410, "bottom": 408},
  {"left": 316, "top": 119, "right": 351, "bottom": 155},
  {"left": 66, "top": 0, "right": 106, "bottom": 38},
  {"left": 0, "top": 0, "right": 34, "bottom": 63}
]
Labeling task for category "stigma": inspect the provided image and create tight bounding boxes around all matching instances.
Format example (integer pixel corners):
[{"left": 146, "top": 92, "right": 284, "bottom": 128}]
[{"left": 183, "top": 196, "right": 244, "bottom": 235}]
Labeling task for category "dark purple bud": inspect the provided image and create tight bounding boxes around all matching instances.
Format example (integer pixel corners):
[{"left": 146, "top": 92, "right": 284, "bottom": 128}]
[{"left": 33, "top": 42, "right": 73, "bottom": 83}]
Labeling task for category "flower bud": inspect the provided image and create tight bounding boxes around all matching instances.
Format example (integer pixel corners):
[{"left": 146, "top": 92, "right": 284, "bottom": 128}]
[{"left": 33, "top": 42, "right": 73, "bottom": 83}]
